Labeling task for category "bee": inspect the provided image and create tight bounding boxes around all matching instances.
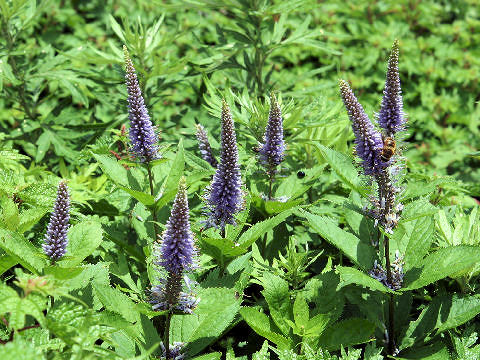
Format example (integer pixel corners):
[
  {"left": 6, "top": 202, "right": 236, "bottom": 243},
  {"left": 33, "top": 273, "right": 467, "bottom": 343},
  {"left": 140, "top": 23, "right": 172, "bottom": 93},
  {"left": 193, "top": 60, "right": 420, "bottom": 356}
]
[{"left": 380, "top": 137, "right": 396, "bottom": 162}]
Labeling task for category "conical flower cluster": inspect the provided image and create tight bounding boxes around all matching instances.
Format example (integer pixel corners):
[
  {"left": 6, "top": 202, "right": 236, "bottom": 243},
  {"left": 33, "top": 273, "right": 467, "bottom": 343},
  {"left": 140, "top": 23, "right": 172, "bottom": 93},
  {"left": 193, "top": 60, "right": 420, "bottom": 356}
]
[
  {"left": 259, "top": 93, "right": 285, "bottom": 174},
  {"left": 340, "top": 41, "right": 407, "bottom": 234},
  {"left": 195, "top": 124, "right": 218, "bottom": 167},
  {"left": 339, "top": 80, "right": 386, "bottom": 175},
  {"left": 378, "top": 40, "right": 405, "bottom": 137},
  {"left": 124, "top": 46, "right": 159, "bottom": 162},
  {"left": 150, "top": 177, "right": 199, "bottom": 314},
  {"left": 204, "top": 100, "right": 243, "bottom": 230},
  {"left": 43, "top": 181, "right": 70, "bottom": 261},
  {"left": 157, "top": 177, "right": 196, "bottom": 274}
]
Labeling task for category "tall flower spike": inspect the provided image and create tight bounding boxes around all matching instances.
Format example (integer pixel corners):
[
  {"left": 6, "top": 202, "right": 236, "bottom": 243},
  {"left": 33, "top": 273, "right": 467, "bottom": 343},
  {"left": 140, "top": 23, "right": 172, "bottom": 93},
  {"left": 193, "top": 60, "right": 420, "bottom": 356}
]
[
  {"left": 150, "top": 177, "right": 199, "bottom": 314},
  {"left": 195, "top": 124, "right": 218, "bottom": 167},
  {"left": 378, "top": 40, "right": 405, "bottom": 137},
  {"left": 123, "top": 45, "right": 159, "bottom": 162},
  {"left": 158, "top": 177, "right": 196, "bottom": 274},
  {"left": 339, "top": 80, "right": 386, "bottom": 175},
  {"left": 205, "top": 100, "right": 243, "bottom": 230},
  {"left": 259, "top": 92, "right": 285, "bottom": 173},
  {"left": 43, "top": 181, "right": 70, "bottom": 261}
]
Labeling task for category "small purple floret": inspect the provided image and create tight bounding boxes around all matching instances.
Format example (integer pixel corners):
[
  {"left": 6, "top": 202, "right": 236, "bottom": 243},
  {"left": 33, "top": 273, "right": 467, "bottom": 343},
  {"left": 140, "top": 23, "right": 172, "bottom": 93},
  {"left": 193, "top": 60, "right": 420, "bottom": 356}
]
[
  {"left": 378, "top": 40, "right": 405, "bottom": 137},
  {"left": 195, "top": 124, "right": 218, "bottom": 167},
  {"left": 124, "top": 46, "right": 159, "bottom": 162},
  {"left": 160, "top": 342, "right": 185, "bottom": 360},
  {"left": 339, "top": 80, "right": 386, "bottom": 175},
  {"left": 43, "top": 181, "right": 70, "bottom": 261},
  {"left": 368, "top": 252, "right": 404, "bottom": 291},
  {"left": 205, "top": 100, "right": 244, "bottom": 230},
  {"left": 259, "top": 93, "right": 285, "bottom": 173}
]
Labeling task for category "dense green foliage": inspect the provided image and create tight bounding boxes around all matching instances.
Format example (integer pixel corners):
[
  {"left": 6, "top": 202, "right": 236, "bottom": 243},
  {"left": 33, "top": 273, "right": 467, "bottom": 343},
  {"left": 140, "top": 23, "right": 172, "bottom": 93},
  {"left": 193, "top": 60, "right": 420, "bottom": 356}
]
[{"left": 1, "top": 0, "right": 480, "bottom": 359}]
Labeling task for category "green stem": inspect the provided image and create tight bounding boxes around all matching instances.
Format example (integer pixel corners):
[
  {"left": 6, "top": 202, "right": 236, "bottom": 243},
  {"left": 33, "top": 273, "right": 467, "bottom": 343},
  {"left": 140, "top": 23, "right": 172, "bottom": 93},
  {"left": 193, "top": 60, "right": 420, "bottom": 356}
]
[
  {"left": 268, "top": 173, "right": 274, "bottom": 200},
  {"left": 147, "top": 163, "right": 159, "bottom": 241},
  {"left": 164, "top": 311, "right": 172, "bottom": 359},
  {"left": 384, "top": 233, "right": 395, "bottom": 355}
]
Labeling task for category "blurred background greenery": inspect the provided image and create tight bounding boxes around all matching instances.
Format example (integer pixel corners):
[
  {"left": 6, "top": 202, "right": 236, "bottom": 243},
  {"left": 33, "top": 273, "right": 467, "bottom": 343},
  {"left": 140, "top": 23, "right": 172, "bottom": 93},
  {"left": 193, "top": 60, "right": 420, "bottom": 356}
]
[{"left": 1, "top": 0, "right": 479, "bottom": 186}]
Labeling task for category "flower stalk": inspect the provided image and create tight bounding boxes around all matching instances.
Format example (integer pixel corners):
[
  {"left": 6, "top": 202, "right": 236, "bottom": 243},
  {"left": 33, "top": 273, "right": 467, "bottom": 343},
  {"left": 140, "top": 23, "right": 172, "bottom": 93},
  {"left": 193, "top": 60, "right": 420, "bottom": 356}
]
[
  {"left": 149, "top": 177, "right": 198, "bottom": 359},
  {"left": 204, "top": 99, "right": 244, "bottom": 233},
  {"left": 339, "top": 40, "right": 406, "bottom": 356},
  {"left": 259, "top": 93, "right": 285, "bottom": 199},
  {"left": 124, "top": 45, "right": 161, "bottom": 240},
  {"left": 195, "top": 124, "right": 217, "bottom": 167}
]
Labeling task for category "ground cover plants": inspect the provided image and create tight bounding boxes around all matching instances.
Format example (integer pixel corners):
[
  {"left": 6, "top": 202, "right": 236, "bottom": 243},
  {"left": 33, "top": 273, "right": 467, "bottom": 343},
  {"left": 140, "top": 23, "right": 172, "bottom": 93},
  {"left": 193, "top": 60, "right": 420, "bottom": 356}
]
[{"left": 1, "top": 0, "right": 480, "bottom": 359}]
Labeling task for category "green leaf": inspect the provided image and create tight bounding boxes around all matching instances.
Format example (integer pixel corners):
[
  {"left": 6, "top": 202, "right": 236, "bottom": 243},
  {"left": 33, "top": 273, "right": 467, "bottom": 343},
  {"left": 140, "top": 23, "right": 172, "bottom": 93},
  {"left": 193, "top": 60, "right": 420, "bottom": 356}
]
[
  {"left": 336, "top": 266, "right": 393, "bottom": 293},
  {"left": 235, "top": 208, "right": 296, "bottom": 253},
  {"left": 155, "top": 139, "right": 185, "bottom": 210},
  {"left": 93, "top": 283, "right": 140, "bottom": 323},
  {"left": 118, "top": 185, "right": 155, "bottom": 206},
  {"left": 0, "top": 254, "right": 17, "bottom": 275},
  {"left": 252, "top": 341, "right": 270, "bottom": 360},
  {"left": 400, "top": 342, "right": 450, "bottom": 359},
  {"left": 93, "top": 153, "right": 128, "bottom": 186},
  {"left": 0, "top": 196, "right": 19, "bottom": 231},
  {"left": 35, "top": 131, "right": 51, "bottom": 163},
  {"left": 200, "top": 208, "right": 294, "bottom": 262},
  {"left": 313, "top": 143, "right": 367, "bottom": 196},
  {"left": 0, "top": 336, "right": 45, "bottom": 359},
  {"left": 400, "top": 295, "right": 480, "bottom": 350},
  {"left": 58, "top": 220, "right": 103, "bottom": 267},
  {"left": 17, "top": 207, "right": 49, "bottom": 233},
  {"left": 0, "top": 283, "right": 46, "bottom": 330},
  {"left": 170, "top": 286, "right": 241, "bottom": 356},
  {"left": 293, "top": 293, "right": 309, "bottom": 332},
  {"left": 392, "top": 209, "right": 435, "bottom": 271},
  {"left": 436, "top": 295, "right": 480, "bottom": 333},
  {"left": 302, "top": 211, "right": 375, "bottom": 270},
  {"left": 192, "top": 353, "right": 222, "bottom": 360},
  {"left": 239, "top": 307, "right": 292, "bottom": 350},
  {"left": 304, "top": 312, "right": 330, "bottom": 338},
  {"left": 317, "top": 318, "right": 375, "bottom": 350},
  {"left": 403, "top": 246, "right": 480, "bottom": 290},
  {"left": 261, "top": 273, "right": 293, "bottom": 336},
  {"left": 109, "top": 14, "right": 126, "bottom": 43},
  {"left": 0, "top": 228, "right": 45, "bottom": 274}
]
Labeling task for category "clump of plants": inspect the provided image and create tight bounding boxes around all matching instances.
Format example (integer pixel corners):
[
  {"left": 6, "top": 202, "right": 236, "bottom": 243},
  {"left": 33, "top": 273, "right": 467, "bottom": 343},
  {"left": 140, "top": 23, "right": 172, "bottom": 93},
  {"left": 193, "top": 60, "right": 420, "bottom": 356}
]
[{"left": 1, "top": 1, "right": 480, "bottom": 360}]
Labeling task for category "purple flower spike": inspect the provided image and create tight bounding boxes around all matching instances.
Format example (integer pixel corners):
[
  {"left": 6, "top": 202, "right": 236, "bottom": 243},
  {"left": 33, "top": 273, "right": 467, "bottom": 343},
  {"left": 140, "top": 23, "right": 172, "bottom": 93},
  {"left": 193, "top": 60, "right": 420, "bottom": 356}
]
[
  {"left": 123, "top": 46, "right": 159, "bottom": 162},
  {"left": 339, "top": 80, "right": 386, "bottom": 175},
  {"left": 378, "top": 40, "right": 405, "bottom": 137},
  {"left": 205, "top": 100, "right": 244, "bottom": 230},
  {"left": 158, "top": 177, "right": 196, "bottom": 274},
  {"left": 43, "top": 181, "right": 70, "bottom": 261},
  {"left": 259, "top": 93, "right": 285, "bottom": 174},
  {"left": 195, "top": 124, "right": 218, "bottom": 167},
  {"left": 150, "top": 177, "right": 199, "bottom": 314}
]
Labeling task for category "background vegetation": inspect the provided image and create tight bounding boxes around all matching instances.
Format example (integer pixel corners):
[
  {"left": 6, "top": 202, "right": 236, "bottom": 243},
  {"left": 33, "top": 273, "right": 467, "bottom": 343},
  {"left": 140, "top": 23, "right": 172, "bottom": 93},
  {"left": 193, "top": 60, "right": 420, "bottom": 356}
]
[{"left": 1, "top": 0, "right": 480, "bottom": 359}]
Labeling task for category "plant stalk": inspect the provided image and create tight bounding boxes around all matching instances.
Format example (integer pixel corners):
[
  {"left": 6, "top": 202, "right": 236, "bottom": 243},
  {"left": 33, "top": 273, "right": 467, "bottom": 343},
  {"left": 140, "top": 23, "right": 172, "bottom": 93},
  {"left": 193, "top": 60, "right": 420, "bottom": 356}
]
[
  {"left": 384, "top": 233, "right": 395, "bottom": 355},
  {"left": 147, "top": 163, "right": 159, "bottom": 241},
  {"left": 164, "top": 311, "right": 171, "bottom": 359},
  {"left": 268, "top": 173, "right": 274, "bottom": 200}
]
